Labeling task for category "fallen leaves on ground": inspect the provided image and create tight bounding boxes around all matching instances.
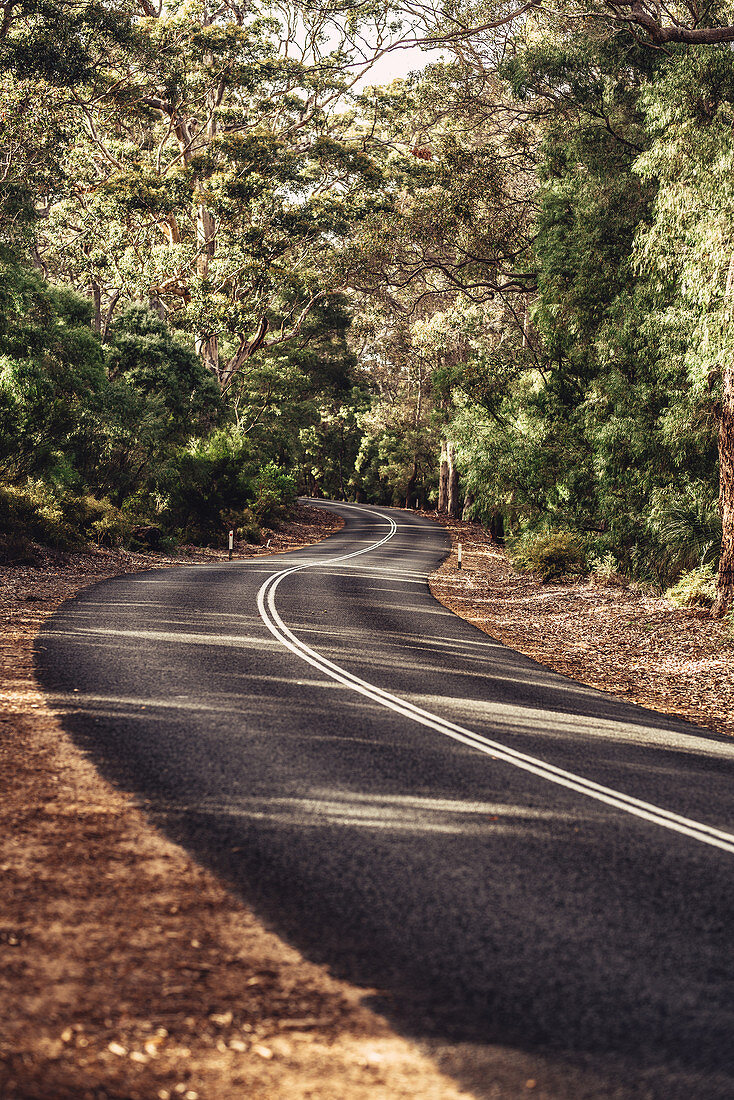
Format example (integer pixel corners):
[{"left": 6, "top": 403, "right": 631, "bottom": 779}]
[{"left": 426, "top": 514, "right": 734, "bottom": 739}]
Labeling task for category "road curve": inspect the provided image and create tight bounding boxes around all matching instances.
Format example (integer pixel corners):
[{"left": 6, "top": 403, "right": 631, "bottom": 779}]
[{"left": 36, "top": 502, "right": 734, "bottom": 1098}]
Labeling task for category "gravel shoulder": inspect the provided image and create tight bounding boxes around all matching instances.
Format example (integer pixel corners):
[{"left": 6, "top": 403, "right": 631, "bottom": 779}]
[
  {"left": 426, "top": 513, "right": 734, "bottom": 740},
  {"left": 1, "top": 504, "right": 470, "bottom": 1100}
]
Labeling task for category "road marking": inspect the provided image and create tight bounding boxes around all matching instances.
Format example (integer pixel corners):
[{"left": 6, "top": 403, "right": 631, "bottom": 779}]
[{"left": 257, "top": 505, "right": 734, "bottom": 855}]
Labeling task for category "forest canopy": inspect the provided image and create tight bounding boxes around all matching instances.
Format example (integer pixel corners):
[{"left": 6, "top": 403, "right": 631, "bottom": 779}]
[{"left": 2, "top": 0, "right": 734, "bottom": 612}]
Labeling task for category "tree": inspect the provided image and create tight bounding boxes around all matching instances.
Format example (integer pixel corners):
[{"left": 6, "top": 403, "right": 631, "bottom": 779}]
[
  {"left": 364, "top": 13, "right": 734, "bottom": 603},
  {"left": 401, "top": 0, "right": 734, "bottom": 52},
  {"left": 348, "top": 62, "right": 537, "bottom": 308},
  {"left": 0, "top": 0, "right": 134, "bottom": 238},
  {"left": 350, "top": 299, "right": 439, "bottom": 507},
  {"left": 31, "top": 0, "right": 395, "bottom": 392},
  {"left": 634, "top": 48, "right": 734, "bottom": 611},
  {"left": 0, "top": 253, "right": 106, "bottom": 483}
]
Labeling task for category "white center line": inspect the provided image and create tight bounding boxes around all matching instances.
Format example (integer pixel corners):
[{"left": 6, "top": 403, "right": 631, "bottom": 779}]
[{"left": 256, "top": 504, "right": 734, "bottom": 855}]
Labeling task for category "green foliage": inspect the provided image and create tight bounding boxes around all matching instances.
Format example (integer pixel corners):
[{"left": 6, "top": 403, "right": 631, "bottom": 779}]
[
  {"left": 234, "top": 510, "right": 263, "bottom": 545},
  {"left": 83, "top": 307, "right": 223, "bottom": 505},
  {"left": 106, "top": 306, "right": 220, "bottom": 436},
  {"left": 588, "top": 552, "right": 627, "bottom": 587},
  {"left": 0, "top": 481, "right": 67, "bottom": 561},
  {"left": 0, "top": 481, "right": 130, "bottom": 560},
  {"left": 250, "top": 462, "right": 297, "bottom": 527},
  {"left": 33, "top": 2, "right": 389, "bottom": 392},
  {"left": 298, "top": 391, "right": 368, "bottom": 501},
  {"left": 634, "top": 49, "right": 734, "bottom": 405},
  {"left": 4, "top": 2, "right": 734, "bottom": 584},
  {"left": 441, "top": 34, "right": 725, "bottom": 589},
  {"left": 0, "top": 255, "right": 274, "bottom": 552},
  {"left": 665, "top": 564, "right": 718, "bottom": 608},
  {"left": 159, "top": 429, "right": 255, "bottom": 544},
  {"left": 647, "top": 481, "right": 722, "bottom": 576},
  {"left": 508, "top": 529, "right": 587, "bottom": 582},
  {"left": 0, "top": 0, "right": 132, "bottom": 86},
  {"left": 0, "top": 257, "right": 107, "bottom": 483}
]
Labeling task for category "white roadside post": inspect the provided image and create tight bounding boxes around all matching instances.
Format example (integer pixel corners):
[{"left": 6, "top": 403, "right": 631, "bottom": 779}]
[
  {"left": 458, "top": 542, "right": 462, "bottom": 570},
  {"left": 228, "top": 529, "right": 234, "bottom": 561}
]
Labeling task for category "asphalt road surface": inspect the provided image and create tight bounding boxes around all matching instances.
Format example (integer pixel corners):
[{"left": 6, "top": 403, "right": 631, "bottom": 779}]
[{"left": 36, "top": 502, "right": 734, "bottom": 1098}]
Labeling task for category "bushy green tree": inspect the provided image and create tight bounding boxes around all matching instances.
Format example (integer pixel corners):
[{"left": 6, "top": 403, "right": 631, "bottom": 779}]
[
  {"left": 0, "top": 253, "right": 106, "bottom": 484},
  {"left": 634, "top": 47, "right": 734, "bottom": 608}
]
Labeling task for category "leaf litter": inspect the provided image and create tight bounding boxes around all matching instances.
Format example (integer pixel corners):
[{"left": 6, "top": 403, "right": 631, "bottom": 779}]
[{"left": 426, "top": 514, "right": 734, "bottom": 739}]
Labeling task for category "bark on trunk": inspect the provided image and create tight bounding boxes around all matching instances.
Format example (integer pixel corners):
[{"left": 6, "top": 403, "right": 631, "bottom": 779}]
[
  {"left": 100, "top": 290, "right": 120, "bottom": 344},
  {"left": 714, "top": 360, "right": 734, "bottom": 616},
  {"left": 462, "top": 490, "right": 475, "bottom": 522},
  {"left": 438, "top": 440, "right": 449, "bottom": 513},
  {"left": 713, "top": 254, "right": 734, "bottom": 616},
  {"left": 90, "top": 283, "right": 119, "bottom": 343},
  {"left": 149, "top": 293, "right": 166, "bottom": 321},
  {"left": 489, "top": 512, "right": 505, "bottom": 545},
  {"left": 90, "top": 281, "right": 102, "bottom": 334},
  {"left": 405, "top": 459, "right": 418, "bottom": 510},
  {"left": 447, "top": 441, "right": 460, "bottom": 519},
  {"left": 196, "top": 334, "right": 220, "bottom": 377}
]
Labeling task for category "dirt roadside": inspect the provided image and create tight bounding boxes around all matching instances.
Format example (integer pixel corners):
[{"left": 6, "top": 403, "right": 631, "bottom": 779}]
[
  {"left": 426, "top": 513, "right": 734, "bottom": 740},
  {"left": 3, "top": 504, "right": 733, "bottom": 1100},
  {"left": 0, "top": 505, "right": 473, "bottom": 1100}
]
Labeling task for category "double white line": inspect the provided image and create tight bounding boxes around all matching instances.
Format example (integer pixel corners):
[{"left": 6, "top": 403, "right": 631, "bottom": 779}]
[{"left": 257, "top": 506, "right": 734, "bottom": 855}]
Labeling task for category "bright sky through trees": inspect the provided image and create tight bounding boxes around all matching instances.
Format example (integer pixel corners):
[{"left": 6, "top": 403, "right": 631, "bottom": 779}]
[{"left": 354, "top": 42, "right": 445, "bottom": 87}]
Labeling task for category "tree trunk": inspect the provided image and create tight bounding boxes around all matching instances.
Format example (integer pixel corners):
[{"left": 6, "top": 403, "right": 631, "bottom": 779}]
[
  {"left": 196, "top": 333, "right": 220, "bottom": 377},
  {"left": 489, "top": 512, "right": 505, "bottom": 545},
  {"left": 438, "top": 440, "right": 449, "bottom": 513},
  {"left": 447, "top": 441, "right": 460, "bottom": 518},
  {"left": 149, "top": 293, "right": 166, "bottom": 321},
  {"left": 405, "top": 459, "right": 418, "bottom": 510},
  {"left": 714, "top": 359, "right": 734, "bottom": 615},
  {"left": 462, "top": 490, "right": 474, "bottom": 521},
  {"left": 100, "top": 290, "right": 120, "bottom": 344},
  {"left": 714, "top": 253, "right": 734, "bottom": 616},
  {"left": 90, "top": 281, "right": 102, "bottom": 334}
]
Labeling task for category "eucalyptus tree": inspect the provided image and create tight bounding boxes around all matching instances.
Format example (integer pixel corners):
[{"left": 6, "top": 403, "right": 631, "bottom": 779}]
[
  {"left": 401, "top": 0, "right": 734, "bottom": 51},
  {"left": 32, "top": 0, "right": 395, "bottom": 391},
  {"left": 349, "top": 59, "right": 537, "bottom": 308},
  {"left": 634, "top": 49, "right": 734, "bottom": 611},
  {"left": 341, "top": 59, "right": 540, "bottom": 517},
  {"left": 349, "top": 296, "right": 441, "bottom": 506},
  {"left": 400, "top": 0, "right": 734, "bottom": 609},
  {"left": 0, "top": 0, "right": 134, "bottom": 240}
]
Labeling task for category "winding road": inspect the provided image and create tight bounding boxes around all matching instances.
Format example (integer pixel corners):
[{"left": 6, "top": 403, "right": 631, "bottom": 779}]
[{"left": 36, "top": 502, "right": 734, "bottom": 1098}]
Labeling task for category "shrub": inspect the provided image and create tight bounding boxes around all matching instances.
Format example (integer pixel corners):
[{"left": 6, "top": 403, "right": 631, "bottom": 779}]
[
  {"left": 251, "top": 462, "right": 297, "bottom": 527},
  {"left": 0, "top": 486, "right": 38, "bottom": 562},
  {"left": 647, "top": 482, "right": 722, "bottom": 584},
  {"left": 0, "top": 482, "right": 134, "bottom": 557},
  {"left": 160, "top": 430, "right": 254, "bottom": 543},
  {"left": 509, "top": 529, "right": 587, "bottom": 582},
  {"left": 221, "top": 507, "right": 262, "bottom": 545},
  {"left": 588, "top": 551, "right": 628, "bottom": 587},
  {"left": 0, "top": 481, "right": 82, "bottom": 551},
  {"left": 238, "top": 509, "right": 263, "bottom": 545},
  {"left": 83, "top": 497, "right": 130, "bottom": 546},
  {"left": 665, "top": 564, "right": 717, "bottom": 608}
]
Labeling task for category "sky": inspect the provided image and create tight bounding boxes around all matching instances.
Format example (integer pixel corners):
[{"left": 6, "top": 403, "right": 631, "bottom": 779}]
[{"left": 354, "top": 43, "right": 446, "bottom": 88}]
